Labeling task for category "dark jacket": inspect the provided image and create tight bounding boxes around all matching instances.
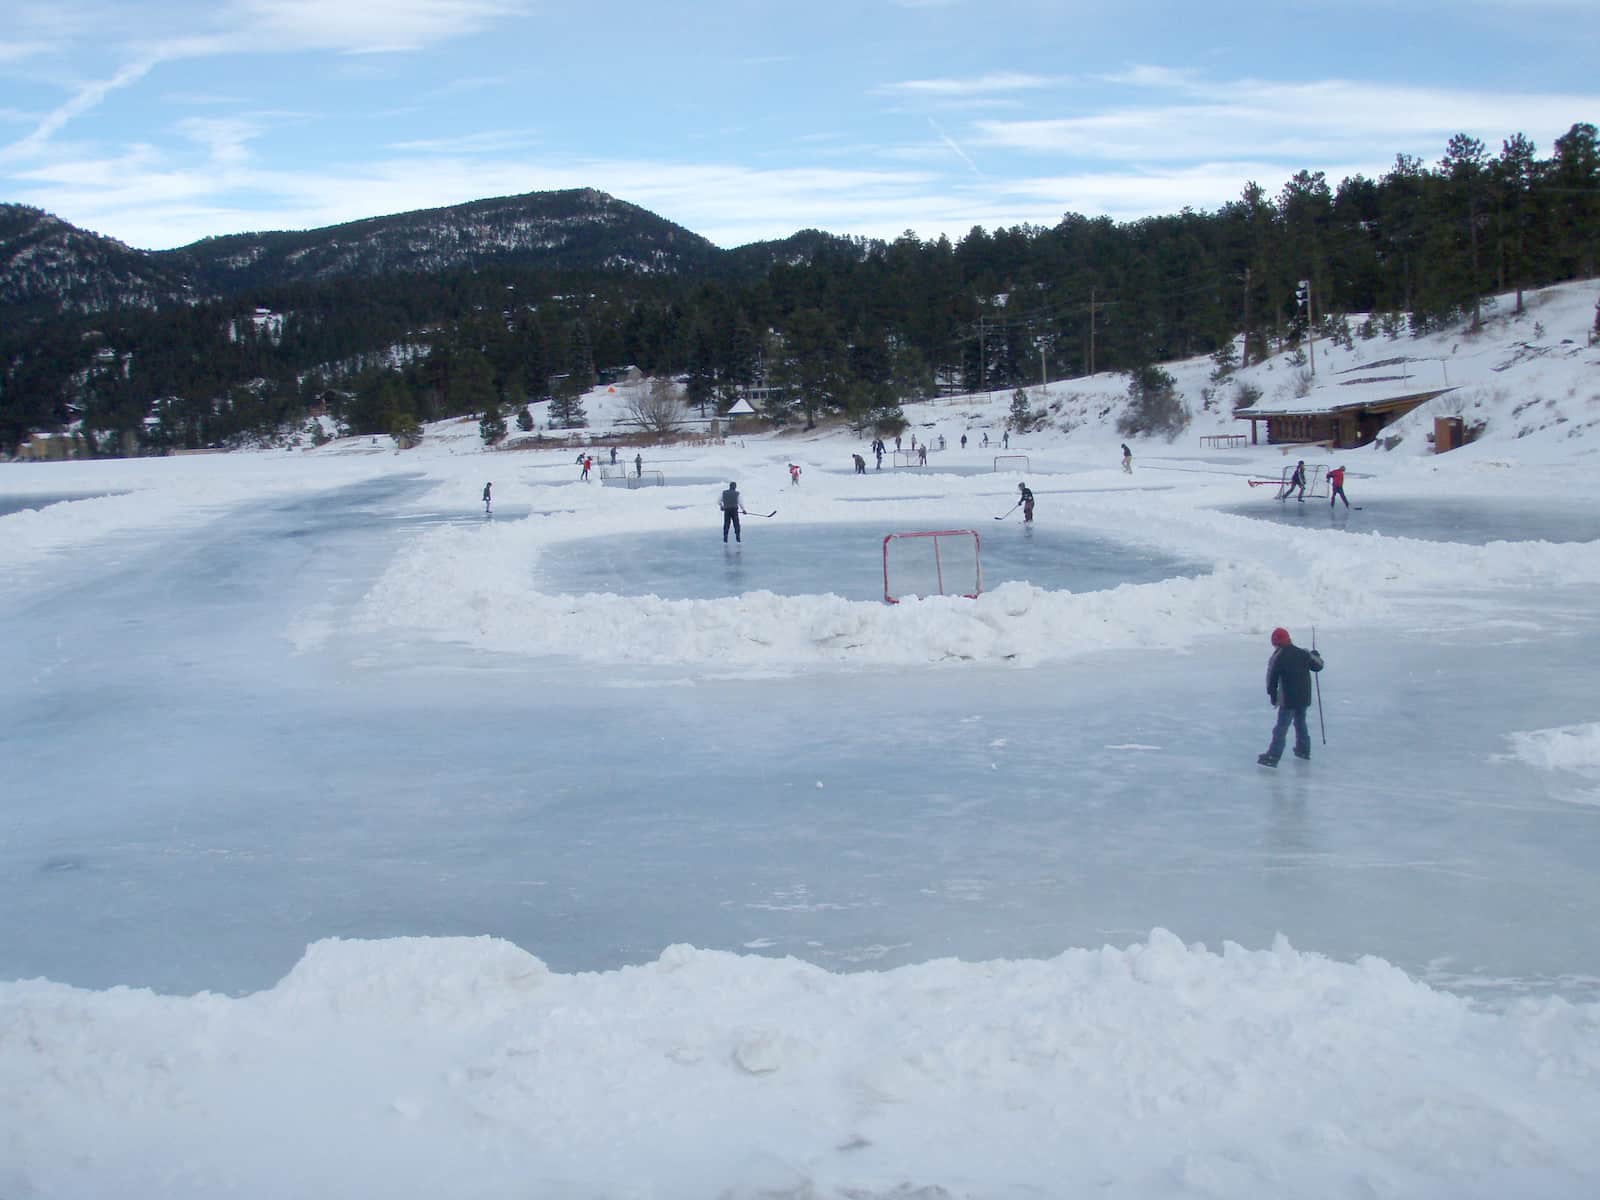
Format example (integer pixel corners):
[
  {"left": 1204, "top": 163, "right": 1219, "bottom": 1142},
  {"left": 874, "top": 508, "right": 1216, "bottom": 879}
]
[
  {"left": 720, "top": 486, "right": 741, "bottom": 513},
  {"left": 1267, "top": 644, "right": 1324, "bottom": 709}
]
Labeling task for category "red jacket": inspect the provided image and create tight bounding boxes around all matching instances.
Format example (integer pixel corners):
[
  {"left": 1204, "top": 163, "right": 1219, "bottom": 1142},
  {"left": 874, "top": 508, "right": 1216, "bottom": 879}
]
[{"left": 1329, "top": 467, "right": 1344, "bottom": 487}]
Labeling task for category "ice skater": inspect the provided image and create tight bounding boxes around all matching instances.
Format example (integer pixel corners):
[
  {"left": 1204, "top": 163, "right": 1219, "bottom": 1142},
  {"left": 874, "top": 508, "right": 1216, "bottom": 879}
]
[
  {"left": 1258, "top": 627, "right": 1324, "bottom": 767},
  {"left": 1328, "top": 465, "right": 1350, "bottom": 508},
  {"left": 1018, "top": 482, "right": 1035, "bottom": 523},
  {"left": 720, "top": 481, "right": 742, "bottom": 543},
  {"left": 853, "top": 453, "right": 866, "bottom": 474},
  {"left": 482, "top": 482, "right": 492, "bottom": 515},
  {"left": 1279, "top": 460, "right": 1307, "bottom": 503},
  {"left": 788, "top": 462, "right": 802, "bottom": 486},
  {"left": 634, "top": 452, "right": 643, "bottom": 478},
  {"left": 1121, "top": 443, "right": 1133, "bottom": 474},
  {"left": 610, "top": 447, "right": 617, "bottom": 465},
  {"left": 917, "top": 445, "right": 928, "bottom": 466},
  {"left": 580, "top": 455, "right": 592, "bottom": 482}
]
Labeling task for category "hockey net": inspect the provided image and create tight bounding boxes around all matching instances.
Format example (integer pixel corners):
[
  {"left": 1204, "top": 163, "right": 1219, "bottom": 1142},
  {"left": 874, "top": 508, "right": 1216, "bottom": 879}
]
[
  {"left": 993, "top": 454, "right": 1030, "bottom": 472},
  {"left": 892, "top": 449, "right": 927, "bottom": 468},
  {"left": 626, "top": 470, "right": 665, "bottom": 488},
  {"left": 883, "top": 530, "right": 982, "bottom": 604}
]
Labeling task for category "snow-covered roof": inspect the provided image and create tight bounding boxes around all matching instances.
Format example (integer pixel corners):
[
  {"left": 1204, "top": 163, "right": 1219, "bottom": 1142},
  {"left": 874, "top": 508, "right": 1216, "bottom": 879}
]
[{"left": 726, "top": 397, "right": 756, "bottom": 415}]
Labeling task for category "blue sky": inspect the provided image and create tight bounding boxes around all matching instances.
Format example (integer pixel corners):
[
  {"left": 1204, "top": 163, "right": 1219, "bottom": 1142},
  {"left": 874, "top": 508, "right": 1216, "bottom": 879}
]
[{"left": 2, "top": 0, "right": 1597, "bottom": 251}]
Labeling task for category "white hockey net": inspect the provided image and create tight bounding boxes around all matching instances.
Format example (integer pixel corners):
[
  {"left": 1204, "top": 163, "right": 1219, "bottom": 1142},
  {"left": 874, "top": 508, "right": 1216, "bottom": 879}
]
[
  {"left": 893, "top": 449, "right": 926, "bottom": 468},
  {"left": 883, "top": 530, "right": 982, "bottom": 603},
  {"left": 993, "top": 454, "right": 1030, "bottom": 472},
  {"left": 626, "top": 470, "right": 665, "bottom": 488}
]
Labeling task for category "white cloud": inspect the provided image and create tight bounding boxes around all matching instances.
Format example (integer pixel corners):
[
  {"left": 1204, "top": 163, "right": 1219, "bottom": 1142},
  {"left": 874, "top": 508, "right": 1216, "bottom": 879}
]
[
  {"left": 229, "top": 0, "right": 529, "bottom": 54},
  {"left": 973, "top": 74, "right": 1600, "bottom": 165},
  {"left": 879, "top": 72, "right": 1057, "bottom": 97}
]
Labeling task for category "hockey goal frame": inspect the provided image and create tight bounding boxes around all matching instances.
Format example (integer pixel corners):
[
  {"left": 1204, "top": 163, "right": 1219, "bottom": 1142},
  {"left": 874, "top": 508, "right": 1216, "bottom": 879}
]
[
  {"left": 893, "top": 449, "right": 928, "bottom": 468},
  {"left": 882, "top": 529, "right": 983, "bottom": 604},
  {"left": 992, "top": 454, "right": 1030, "bottom": 472}
]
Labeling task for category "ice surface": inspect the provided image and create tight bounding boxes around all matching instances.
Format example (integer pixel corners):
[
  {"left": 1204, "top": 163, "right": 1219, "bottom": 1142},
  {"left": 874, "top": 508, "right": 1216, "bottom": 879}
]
[
  {"left": 4, "top": 473, "right": 1599, "bottom": 1004},
  {"left": 535, "top": 520, "right": 1207, "bottom": 602},
  {"left": 1218, "top": 496, "right": 1599, "bottom": 543}
]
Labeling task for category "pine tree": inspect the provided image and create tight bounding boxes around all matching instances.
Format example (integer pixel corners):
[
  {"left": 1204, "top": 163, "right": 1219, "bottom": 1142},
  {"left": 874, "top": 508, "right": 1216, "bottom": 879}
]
[{"left": 479, "top": 405, "right": 506, "bottom": 445}]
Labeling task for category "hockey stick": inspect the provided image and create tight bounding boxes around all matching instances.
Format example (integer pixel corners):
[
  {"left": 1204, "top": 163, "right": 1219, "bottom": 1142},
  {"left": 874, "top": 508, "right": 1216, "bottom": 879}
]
[
  {"left": 994, "top": 501, "right": 1021, "bottom": 520},
  {"left": 740, "top": 508, "right": 778, "bottom": 518},
  {"left": 1312, "top": 625, "right": 1326, "bottom": 746}
]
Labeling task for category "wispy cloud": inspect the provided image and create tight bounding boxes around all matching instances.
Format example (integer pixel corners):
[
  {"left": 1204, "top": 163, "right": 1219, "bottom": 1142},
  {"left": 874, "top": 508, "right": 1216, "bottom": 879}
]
[
  {"left": 230, "top": 0, "right": 530, "bottom": 54},
  {"left": 929, "top": 118, "right": 983, "bottom": 177},
  {"left": 973, "top": 73, "right": 1600, "bottom": 165},
  {"left": 879, "top": 72, "right": 1056, "bottom": 98}
]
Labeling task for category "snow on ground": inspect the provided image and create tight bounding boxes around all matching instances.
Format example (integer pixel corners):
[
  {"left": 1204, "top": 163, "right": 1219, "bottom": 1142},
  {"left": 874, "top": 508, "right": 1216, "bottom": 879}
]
[{"left": 3, "top": 279, "right": 1599, "bottom": 1197}]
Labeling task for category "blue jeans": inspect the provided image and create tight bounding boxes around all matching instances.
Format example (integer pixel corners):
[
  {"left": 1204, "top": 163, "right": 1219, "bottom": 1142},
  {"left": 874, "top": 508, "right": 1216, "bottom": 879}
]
[{"left": 1267, "top": 705, "right": 1310, "bottom": 759}]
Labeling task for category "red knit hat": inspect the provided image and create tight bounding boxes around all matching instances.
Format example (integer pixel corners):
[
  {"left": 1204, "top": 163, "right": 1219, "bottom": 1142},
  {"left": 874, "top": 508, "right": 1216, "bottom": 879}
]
[{"left": 1270, "top": 627, "right": 1291, "bottom": 646}]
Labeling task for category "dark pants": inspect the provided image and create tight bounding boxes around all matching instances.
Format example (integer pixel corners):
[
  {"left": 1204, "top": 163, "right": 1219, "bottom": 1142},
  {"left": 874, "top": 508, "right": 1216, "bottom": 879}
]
[
  {"left": 1022, "top": 500, "right": 1034, "bottom": 522},
  {"left": 722, "top": 509, "right": 741, "bottom": 542},
  {"left": 1330, "top": 484, "right": 1348, "bottom": 508},
  {"left": 1266, "top": 705, "right": 1311, "bottom": 760}
]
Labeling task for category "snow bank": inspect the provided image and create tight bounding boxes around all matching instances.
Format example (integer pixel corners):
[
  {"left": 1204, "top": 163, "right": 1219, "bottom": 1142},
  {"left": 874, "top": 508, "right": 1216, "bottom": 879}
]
[
  {"left": 354, "top": 480, "right": 1600, "bottom": 670},
  {"left": 1506, "top": 723, "right": 1600, "bottom": 772},
  {"left": 4, "top": 930, "right": 1598, "bottom": 1199}
]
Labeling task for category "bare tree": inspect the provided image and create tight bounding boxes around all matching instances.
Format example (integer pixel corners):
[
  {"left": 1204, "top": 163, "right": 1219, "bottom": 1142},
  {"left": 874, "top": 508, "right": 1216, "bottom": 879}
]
[{"left": 626, "top": 378, "right": 686, "bottom": 436}]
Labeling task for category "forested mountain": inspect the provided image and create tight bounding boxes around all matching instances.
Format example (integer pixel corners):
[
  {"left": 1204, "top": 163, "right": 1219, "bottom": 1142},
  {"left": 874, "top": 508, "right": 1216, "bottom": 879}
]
[{"left": 2, "top": 123, "right": 1596, "bottom": 454}]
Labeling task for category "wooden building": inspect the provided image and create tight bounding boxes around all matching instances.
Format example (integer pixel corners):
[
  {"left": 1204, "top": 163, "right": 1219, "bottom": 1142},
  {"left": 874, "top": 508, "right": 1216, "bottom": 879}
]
[{"left": 1236, "top": 387, "right": 1454, "bottom": 449}]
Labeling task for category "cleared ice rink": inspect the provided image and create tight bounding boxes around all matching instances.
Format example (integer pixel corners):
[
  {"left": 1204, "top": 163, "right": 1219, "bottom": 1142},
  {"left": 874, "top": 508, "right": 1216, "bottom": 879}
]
[{"left": 4, "top": 467, "right": 1598, "bottom": 1004}]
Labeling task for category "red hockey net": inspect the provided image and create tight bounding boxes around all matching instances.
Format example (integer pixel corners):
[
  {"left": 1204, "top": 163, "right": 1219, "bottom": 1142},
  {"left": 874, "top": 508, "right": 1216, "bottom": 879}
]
[{"left": 882, "top": 529, "right": 982, "bottom": 604}]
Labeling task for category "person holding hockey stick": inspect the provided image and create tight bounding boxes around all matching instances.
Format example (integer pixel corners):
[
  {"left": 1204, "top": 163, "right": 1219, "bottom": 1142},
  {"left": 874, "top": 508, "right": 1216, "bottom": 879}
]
[
  {"left": 1328, "top": 465, "right": 1350, "bottom": 509},
  {"left": 482, "top": 482, "right": 492, "bottom": 515},
  {"left": 1018, "top": 482, "right": 1035, "bottom": 523},
  {"left": 720, "top": 481, "right": 743, "bottom": 544},
  {"left": 1258, "top": 627, "right": 1324, "bottom": 766},
  {"left": 1280, "top": 460, "right": 1307, "bottom": 503}
]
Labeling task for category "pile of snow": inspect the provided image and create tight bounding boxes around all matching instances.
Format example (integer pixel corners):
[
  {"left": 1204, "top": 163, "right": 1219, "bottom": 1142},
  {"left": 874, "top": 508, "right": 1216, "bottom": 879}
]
[
  {"left": 1506, "top": 722, "right": 1600, "bottom": 773},
  {"left": 4, "top": 930, "right": 1598, "bottom": 1198}
]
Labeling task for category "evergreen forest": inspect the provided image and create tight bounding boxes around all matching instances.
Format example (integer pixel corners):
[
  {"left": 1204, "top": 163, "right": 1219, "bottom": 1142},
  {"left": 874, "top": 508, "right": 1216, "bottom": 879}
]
[{"left": 1, "top": 123, "right": 1596, "bottom": 455}]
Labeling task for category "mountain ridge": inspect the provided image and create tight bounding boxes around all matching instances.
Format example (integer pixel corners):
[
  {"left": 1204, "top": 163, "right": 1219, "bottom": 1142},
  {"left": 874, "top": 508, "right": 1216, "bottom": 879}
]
[{"left": 0, "top": 189, "right": 865, "bottom": 317}]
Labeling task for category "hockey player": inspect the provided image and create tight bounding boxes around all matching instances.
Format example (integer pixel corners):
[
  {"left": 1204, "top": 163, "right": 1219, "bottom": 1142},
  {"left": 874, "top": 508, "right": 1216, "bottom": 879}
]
[
  {"left": 1018, "top": 482, "right": 1035, "bottom": 523},
  {"left": 1328, "top": 465, "right": 1350, "bottom": 508},
  {"left": 482, "top": 482, "right": 492, "bottom": 514},
  {"left": 721, "top": 481, "right": 742, "bottom": 543},
  {"left": 1280, "top": 460, "right": 1307, "bottom": 502},
  {"left": 1258, "top": 627, "right": 1324, "bottom": 766},
  {"left": 788, "top": 463, "right": 802, "bottom": 486}
]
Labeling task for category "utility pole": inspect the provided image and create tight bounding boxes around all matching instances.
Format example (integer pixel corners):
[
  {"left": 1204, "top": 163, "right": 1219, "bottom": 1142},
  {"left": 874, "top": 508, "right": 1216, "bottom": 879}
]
[
  {"left": 1088, "top": 287, "right": 1097, "bottom": 377},
  {"left": 978, "top": 316, "right": 987, "bottom": 396},
  {"left": 1242, "top": 267, "right": 1252, "bottom": 368},
  {"left": 1307, "top": 279, "right": 1316, "bottom": 377}
]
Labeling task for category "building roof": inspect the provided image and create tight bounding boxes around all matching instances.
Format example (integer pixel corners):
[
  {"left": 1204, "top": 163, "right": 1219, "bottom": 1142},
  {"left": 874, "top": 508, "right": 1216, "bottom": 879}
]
[{"left": 726, "top": 398, "right": 756, "bottom": 415}]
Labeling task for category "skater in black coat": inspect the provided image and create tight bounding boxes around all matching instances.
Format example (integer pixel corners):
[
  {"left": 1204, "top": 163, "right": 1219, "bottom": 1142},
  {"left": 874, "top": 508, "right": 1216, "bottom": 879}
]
[
  {"left": 1259, "top": 627, "right": 1324, "bottom": 766},
  {"left": 720, "top": 482, "right": 742, "bottom": 543}
]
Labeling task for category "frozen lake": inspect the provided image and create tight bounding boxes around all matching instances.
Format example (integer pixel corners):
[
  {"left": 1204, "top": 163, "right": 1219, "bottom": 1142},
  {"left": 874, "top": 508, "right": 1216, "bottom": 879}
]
[
  {"left": 3, "top": 473, "right": 1599, "bottom": 1006},
  {"left": 1218, "top": 496, "right": 1599, "bottom": 544},
  {"left": 536, "top": 521, "right": 1208, "bottom": 602}
]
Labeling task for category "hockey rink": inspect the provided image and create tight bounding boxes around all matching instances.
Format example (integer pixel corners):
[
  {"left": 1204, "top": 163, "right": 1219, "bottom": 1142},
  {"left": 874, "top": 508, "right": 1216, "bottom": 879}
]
[
  {"left": 4, "top": 461, "right": 1599, "bottom": 1006},
  {"left": 536, "top": 521, "right": 1208, "bottom": 602},
  {"left": 1219, "top": 494, "right": 1600, "bottom": 543}
]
